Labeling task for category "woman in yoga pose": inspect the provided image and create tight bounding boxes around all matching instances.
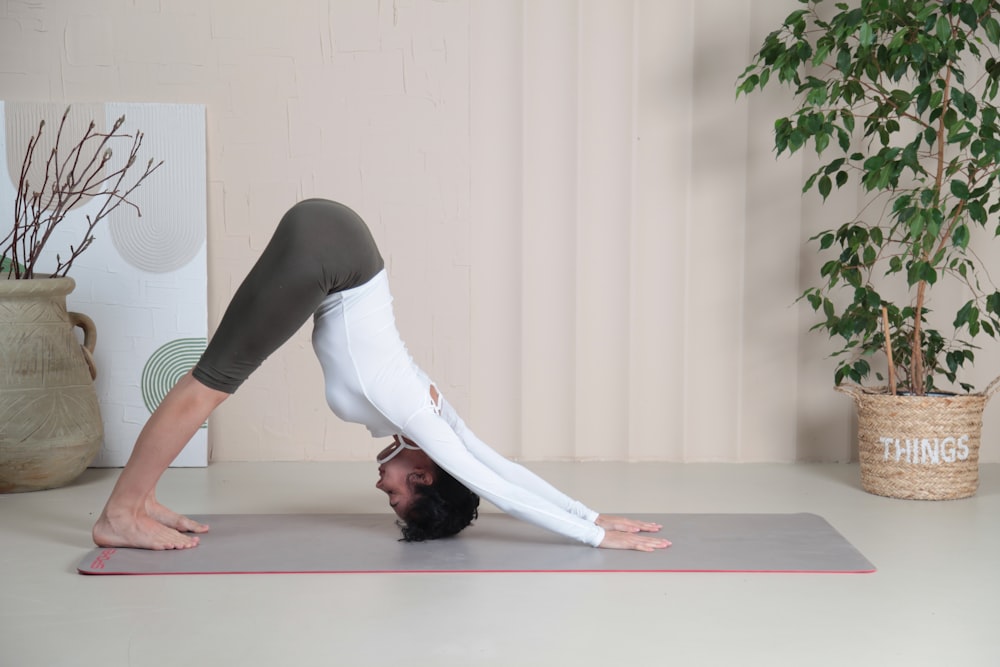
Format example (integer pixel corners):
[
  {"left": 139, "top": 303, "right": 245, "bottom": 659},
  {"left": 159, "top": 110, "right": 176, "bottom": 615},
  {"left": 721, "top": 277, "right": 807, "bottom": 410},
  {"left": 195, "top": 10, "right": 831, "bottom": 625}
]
[{"left": 92, "top": 199, "right": 670, "bottom": 552}]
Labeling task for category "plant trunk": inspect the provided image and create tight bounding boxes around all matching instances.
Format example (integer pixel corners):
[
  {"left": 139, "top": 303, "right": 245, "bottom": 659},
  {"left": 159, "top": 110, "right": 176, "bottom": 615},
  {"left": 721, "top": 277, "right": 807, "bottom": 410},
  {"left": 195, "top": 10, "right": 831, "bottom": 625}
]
[
  {"left": 911, "top": 44, "right": 954, "bottom": 396},
  {"left": 912, "top": 281, "right": 926, "bottom": 395}
]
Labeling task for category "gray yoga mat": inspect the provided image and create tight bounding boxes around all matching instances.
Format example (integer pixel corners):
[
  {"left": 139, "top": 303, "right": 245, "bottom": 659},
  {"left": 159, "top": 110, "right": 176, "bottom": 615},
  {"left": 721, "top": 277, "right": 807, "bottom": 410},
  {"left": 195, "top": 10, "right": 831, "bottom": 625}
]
[{"left": 77, "top": 513, "right": 875, "bottom": 575}]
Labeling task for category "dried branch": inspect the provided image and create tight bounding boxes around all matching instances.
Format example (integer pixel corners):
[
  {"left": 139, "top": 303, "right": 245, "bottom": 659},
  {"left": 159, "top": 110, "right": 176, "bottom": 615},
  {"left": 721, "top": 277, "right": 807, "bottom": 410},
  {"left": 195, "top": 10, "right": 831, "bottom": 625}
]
[{"left": 2, "top": 107, "right": 163, "bottom": 279}]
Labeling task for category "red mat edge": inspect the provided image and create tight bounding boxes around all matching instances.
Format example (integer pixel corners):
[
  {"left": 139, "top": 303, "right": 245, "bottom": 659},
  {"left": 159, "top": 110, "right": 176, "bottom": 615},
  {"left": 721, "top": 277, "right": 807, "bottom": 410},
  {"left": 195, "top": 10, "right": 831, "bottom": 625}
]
[{"left": 79, "top": 568, "right": 878, "bottom": 575}]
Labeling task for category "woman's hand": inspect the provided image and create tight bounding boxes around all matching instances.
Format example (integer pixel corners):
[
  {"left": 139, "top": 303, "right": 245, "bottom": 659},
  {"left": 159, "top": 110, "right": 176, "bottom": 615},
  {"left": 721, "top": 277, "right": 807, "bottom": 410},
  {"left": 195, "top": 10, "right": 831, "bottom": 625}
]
[
  {"left": 595, "top": 515, "right": 669, "bottom": 551},
  {"left": 596, "top": 514, "right": 663, "bottom": 534},
  {"left": 598, "top": 530, "right": 671, "bottom": 552}
]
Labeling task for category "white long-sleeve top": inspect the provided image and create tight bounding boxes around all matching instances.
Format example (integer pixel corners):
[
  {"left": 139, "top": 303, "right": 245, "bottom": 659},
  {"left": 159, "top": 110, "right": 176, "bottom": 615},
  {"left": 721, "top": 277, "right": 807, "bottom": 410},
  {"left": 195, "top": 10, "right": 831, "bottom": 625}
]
[{"left": 311, "top": 269, "right": 605, "bottom": 547}]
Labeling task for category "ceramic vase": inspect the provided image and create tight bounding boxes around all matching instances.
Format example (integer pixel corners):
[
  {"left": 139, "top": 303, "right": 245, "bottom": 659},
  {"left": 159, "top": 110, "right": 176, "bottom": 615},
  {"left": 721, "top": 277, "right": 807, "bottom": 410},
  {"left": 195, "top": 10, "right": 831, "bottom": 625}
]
[{"left": 0, "top": 275, "right": 103, "bottom": 493}]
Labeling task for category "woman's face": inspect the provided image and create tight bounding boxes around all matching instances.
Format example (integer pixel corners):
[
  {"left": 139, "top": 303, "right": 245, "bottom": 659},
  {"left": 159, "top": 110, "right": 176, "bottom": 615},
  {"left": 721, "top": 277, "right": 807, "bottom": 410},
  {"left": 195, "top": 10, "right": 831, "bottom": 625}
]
[{"left": 375, "top": 440, "right": 435, "bottom": 518}]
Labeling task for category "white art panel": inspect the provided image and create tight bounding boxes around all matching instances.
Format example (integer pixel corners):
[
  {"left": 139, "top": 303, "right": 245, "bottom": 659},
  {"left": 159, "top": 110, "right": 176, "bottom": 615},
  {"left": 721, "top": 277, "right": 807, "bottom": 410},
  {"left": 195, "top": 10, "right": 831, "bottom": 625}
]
[{"left": 0, "top": 101, "right": 208, "bottom": 467}]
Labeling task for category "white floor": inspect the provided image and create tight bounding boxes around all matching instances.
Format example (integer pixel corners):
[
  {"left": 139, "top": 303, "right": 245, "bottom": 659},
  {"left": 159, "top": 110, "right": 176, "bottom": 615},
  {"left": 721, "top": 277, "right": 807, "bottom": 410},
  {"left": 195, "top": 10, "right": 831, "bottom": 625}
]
[{"left": 1, "top": 461, "right": 998, "bottom": 667}]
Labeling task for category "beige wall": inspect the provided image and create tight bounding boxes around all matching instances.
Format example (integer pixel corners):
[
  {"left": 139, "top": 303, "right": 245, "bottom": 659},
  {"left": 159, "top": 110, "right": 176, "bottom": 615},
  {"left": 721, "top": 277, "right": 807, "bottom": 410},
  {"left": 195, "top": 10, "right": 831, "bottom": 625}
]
[{"left": 2, "top": 0, "right": 997, "bottom": 462}]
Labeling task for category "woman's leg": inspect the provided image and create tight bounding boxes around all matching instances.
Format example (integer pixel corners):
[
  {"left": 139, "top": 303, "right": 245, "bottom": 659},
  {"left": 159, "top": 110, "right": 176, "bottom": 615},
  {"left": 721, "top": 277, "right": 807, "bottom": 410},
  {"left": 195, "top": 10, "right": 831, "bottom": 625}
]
[
  {"left": 93, "top": 372, "right": 228, "bottom": 549},
  {"left": 93, "top": 199, "right": 384, "bottom": 549},
  {"left": 192, "top": 199, "right": 384, "bottom": 393}
]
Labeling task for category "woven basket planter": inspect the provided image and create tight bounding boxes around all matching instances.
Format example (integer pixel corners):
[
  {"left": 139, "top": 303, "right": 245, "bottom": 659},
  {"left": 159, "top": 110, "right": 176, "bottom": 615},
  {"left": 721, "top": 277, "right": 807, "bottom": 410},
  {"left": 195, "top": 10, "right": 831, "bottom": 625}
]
[{"left": 836, "top": 378, "right": 999, "bottom": 500}]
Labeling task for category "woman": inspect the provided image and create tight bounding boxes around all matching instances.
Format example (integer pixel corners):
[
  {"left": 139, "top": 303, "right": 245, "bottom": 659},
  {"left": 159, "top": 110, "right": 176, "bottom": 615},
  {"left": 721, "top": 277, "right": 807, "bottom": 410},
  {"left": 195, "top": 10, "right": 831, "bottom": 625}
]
[{"left": 93, "top": 199, "right": 670, "bottom": 552}]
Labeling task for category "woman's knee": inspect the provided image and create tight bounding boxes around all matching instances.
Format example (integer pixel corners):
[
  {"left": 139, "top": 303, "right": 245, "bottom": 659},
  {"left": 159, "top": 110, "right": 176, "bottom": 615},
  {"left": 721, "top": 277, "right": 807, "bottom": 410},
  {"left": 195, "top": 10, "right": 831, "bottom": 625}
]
[{"left": 183, "top": 371, "right": 232, "bottom": 409}]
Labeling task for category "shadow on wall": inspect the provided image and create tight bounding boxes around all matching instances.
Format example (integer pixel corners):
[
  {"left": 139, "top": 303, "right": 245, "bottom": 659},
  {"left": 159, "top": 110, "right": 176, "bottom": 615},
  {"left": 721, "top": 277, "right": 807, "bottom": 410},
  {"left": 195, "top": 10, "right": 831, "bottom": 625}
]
[{"left": 797, "top": 399, "right": 859, "bottom": 463}]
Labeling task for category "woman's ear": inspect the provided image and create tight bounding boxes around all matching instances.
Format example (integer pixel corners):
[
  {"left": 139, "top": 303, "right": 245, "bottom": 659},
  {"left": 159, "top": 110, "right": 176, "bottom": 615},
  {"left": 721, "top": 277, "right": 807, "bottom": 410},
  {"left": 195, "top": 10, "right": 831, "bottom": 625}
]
[{"left": 407, "top": 469, "right": 434, "bottom": 487}]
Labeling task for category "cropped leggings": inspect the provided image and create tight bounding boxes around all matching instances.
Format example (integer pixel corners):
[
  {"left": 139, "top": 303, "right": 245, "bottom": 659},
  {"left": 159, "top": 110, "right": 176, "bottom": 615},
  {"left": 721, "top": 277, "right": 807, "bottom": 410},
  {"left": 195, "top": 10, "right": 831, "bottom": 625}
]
[{"left": 192, "top": 199, "right": 384, "bottom": 394}]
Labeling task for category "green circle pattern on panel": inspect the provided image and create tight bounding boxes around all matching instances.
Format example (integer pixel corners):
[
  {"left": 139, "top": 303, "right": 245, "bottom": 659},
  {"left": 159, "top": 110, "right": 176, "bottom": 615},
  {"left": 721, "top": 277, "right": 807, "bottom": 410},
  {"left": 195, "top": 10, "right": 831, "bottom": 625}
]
[{"left": 142, "top": 338, "right": 208, "bottom": 427}]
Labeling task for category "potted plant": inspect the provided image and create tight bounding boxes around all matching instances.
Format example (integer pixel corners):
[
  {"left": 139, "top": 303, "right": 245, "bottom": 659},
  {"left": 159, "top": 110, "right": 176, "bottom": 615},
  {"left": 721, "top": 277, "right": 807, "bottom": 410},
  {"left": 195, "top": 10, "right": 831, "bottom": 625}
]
[
  {"left": 737, "top": 0, "right": 1000, "bottom": 499},
  {"left": 0, "top": 106, "right": 160, "bottom": 493}
]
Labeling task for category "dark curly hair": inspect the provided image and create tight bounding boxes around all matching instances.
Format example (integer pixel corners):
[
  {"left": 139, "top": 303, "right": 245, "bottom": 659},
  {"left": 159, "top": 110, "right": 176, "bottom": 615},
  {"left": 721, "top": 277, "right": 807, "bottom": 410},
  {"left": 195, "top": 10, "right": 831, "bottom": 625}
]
[{"left": 397, "top": 467, "right": 479, "bottom": 541}]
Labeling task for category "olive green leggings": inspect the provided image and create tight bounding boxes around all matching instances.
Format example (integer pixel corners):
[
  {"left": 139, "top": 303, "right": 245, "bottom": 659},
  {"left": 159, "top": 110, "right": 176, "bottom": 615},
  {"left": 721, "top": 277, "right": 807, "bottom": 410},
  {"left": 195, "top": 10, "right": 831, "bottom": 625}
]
[{"left": 192, "top": 199, "right": 384, "bottom": 394}]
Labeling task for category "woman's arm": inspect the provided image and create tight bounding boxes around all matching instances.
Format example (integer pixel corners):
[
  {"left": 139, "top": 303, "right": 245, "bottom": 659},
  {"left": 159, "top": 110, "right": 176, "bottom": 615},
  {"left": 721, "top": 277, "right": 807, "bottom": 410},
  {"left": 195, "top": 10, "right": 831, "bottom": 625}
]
[
  {"left": 404, "top": 395, "right": 669, "bottom": 551},
  {"left": 402, "top": 408, "right": 607, "bottom": 546},
  {"left": 436, "top": 392, "right": 664, "bottom": 535},
  {"left": 434, "top": 395, "right": 600, "bottom": 522}
]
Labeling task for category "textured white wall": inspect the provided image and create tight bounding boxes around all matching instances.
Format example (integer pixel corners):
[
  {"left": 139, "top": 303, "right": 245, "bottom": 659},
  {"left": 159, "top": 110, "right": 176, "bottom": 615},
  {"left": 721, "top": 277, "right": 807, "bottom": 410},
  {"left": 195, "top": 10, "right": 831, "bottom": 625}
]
[{"left": 1, "top": 0, "right": 997, "bottom": 462}]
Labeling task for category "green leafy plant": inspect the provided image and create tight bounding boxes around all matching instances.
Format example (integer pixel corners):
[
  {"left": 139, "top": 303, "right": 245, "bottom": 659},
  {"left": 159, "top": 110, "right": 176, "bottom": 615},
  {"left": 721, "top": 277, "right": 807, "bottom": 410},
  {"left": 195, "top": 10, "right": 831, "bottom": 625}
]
[
  {"left": 2, "top": 106, "right": 161, "bottom": 279},
  {"left": 737, "top": 0, "right": 1000, "bottom": 395}
]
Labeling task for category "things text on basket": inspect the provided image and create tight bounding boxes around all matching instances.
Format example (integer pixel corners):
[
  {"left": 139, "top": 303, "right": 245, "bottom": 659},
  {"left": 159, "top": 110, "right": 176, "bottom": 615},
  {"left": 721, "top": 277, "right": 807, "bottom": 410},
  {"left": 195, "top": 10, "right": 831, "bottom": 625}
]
[{"left": 879, "top": 436, "right": 971, "bottom": 466}]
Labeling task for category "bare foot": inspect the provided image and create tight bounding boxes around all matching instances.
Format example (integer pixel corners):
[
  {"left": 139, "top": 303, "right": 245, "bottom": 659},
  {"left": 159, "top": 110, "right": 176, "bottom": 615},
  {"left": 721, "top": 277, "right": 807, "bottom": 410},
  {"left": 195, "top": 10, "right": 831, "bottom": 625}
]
[
  {"left": 145, "top": 498, "right": 210, "bottom": 535},
  {"left": 93, "top": 510, "right": 200, "bottom": 550}
]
